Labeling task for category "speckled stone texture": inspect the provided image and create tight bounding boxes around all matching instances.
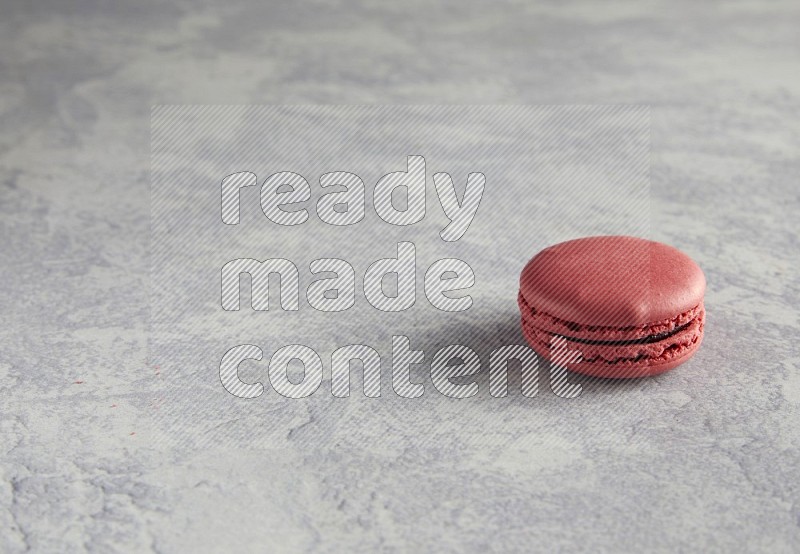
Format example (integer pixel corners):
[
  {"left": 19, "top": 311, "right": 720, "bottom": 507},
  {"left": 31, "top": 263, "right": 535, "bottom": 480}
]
[{"left": 1, "top": 1, "right": 799, "bottom": 552}]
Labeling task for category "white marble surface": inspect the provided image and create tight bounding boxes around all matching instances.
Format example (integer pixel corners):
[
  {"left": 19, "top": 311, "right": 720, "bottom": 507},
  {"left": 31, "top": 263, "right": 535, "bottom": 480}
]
[{"left": 1, "top": 1, "right": 799, "bottom": 552}]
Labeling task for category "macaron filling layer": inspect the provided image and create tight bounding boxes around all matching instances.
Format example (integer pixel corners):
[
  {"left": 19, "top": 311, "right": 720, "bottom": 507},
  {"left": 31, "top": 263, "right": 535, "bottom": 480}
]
[
  {"left": 562, "top": 321, "right": 693, "bottom": 346},
  {"left": 518, "top": 291, "right": 705, "bottom": 368}
]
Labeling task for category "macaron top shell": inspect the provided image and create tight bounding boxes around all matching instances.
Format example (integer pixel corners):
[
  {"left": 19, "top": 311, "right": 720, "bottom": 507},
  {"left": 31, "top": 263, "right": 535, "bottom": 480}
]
[{"left": 519, "top": 236, "right": 706, "bottom": 327}]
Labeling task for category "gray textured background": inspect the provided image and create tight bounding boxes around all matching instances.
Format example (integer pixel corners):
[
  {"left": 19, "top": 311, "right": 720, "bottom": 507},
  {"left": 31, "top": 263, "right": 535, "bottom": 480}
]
[
  {"left": 150, "top": 104, "right": 652, "bottom": 441},
  {"left": 1, "top": 1, "right": 799, "bottom": 552}
]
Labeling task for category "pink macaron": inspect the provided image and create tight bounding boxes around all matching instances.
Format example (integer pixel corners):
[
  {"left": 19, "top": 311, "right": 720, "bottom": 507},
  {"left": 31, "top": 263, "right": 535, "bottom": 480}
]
[{"left": 518, "top": 236, "right": 706, "bottom": 378}]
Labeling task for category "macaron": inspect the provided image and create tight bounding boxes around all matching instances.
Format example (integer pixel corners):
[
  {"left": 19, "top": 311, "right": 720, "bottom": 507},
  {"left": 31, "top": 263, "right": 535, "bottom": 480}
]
[{"left": 518, "top": 236, "right": 705, "bottom": 378}]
